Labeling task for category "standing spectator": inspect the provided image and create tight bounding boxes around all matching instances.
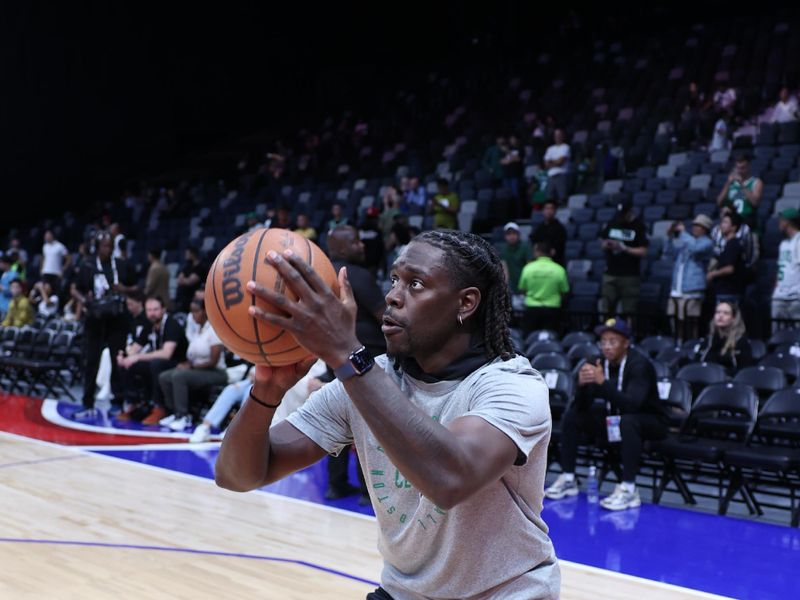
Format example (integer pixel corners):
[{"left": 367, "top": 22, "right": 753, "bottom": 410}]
[
  {"left": 0, "top": 254, "right": 19, "bottom": 318},
  {"left": 501, "top": 135, "right": 523, "bottom": 200},
  {"left": 599, "top": 197, "right": 648, "bottom": 318},
  {"left": 711, "top": 202, "right": 759, "bottom": 271},
  {"left": 664, "top": 215, "right": 714, "bottom": 341},
  {"left": 431, "top": 178, "right": 459, "bottom": 230},
  {"left": 6, "top": 238, "right": 28, "bottom": 272},
  {"left": 518, "top": 241, "right": 569, "bottom": 336},
  {"left": 543, "top": 129, "right": 571, "bottom": 203},
  {"left": 499, "top": 222, "right": 531, "bottom": 294},
  {"left": 40, "top": 230, "right": 70, "bottom": 293},
  {"left": 481, "top": 137, "right": 506, "bottom": 186},
  {"left": 175, "top": 247, "right": 206, "bottom": 313},
  {"left": 697, "top": 301, "right": 753, "bottom": 374},
  {"left": 716, "top": 154, "right": 763, "bottom": 229},
  {"left": 326, "top": 202, "right": 349, "bottom": 232},
  {"left": 530, "top": 200, "right": 567, "bottom": 265},
  {"left": 110, "top": 223, "right": 126, "bottom": 260},
  {"left": 358, "top": 207, "right": 385, "bottom": 276},
  {"left": 73, "top": 232, "right": 138, "bottom": 419},
  {"left": 545, "top": 318, "right": 668, "bottom": 510},
  {"left": 404, "top": 177, "right": 427, "bottom": 215},
  {"left": 1, "top": 280, "right": 34, "bottom": 327},
  {"left": 7, "top": 251, "right": 26, "bottom": 283},
  {"left": 771, "top": 87, "right": 799, "bottom": 123},
  {"left": 772, "top": 208, "right": 800, "bottom": 329},
  {"left": 708, "top": 114, "right": 731, "bottom": 153},
  {"left": 29, "top": 281, "right": 59, "bottom": 319},
  {"left": 293, "top": 214, "right": 317, "bottom": 240},
  {"left": 707, "top": 211, "right": 746, "bottom": 305},
  {"left": 144, "top": 248, "right": 171, "bottom": 310}
]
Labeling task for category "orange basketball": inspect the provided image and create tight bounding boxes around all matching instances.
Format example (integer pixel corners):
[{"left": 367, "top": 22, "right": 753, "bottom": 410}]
[{"left": 205, "top": 228, "right": 340, "bottom": 366}]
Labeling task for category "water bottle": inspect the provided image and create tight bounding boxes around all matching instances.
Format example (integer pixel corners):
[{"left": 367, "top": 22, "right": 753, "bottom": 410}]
[{"left": 587, "top": 465, "right": 599, "bottom": 504}]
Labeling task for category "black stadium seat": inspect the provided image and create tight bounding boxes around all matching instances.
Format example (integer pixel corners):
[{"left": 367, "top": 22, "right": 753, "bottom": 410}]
[
  {"left": 675, "top": 362, "right": 729, "bottom": 401},
  {"left": 530, "top": 352, "right": 572, "bottom": 372},
  {"left": 759, "top": 352, "right": 800, "bottom": 384},
  {"left": 733, "top": 365, "right": 787, "bottom": 405}
]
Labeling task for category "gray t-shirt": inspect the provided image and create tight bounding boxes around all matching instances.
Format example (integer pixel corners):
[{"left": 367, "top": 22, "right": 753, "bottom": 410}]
[{"left": 287, "top": 354, "right": 560, "bottom": 599}]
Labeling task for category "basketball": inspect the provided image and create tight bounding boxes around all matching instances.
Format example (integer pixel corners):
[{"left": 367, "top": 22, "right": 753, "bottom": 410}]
[{"left": 205, "top": 228, "right": 340, "bottom": 366}]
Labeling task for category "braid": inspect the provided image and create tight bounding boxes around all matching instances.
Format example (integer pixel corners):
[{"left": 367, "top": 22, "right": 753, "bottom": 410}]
[{"left": 415, "top": 229, "right": 515, "bottom": 361}]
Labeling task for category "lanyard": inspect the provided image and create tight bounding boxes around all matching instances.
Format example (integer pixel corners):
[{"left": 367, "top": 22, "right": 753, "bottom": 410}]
[{"left": 604, "top": 355, "right": 626, "bottom": 393}]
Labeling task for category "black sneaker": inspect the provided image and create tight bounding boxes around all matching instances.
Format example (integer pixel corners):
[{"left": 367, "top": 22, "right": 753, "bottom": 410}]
[{"left": 324, "top": 484, "right": 361, "bottom": 500}]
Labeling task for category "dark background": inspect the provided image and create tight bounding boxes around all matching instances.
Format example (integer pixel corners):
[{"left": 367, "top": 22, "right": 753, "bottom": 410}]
[{"left": 0, "top": 1, "right": 765, "bottom": 226}]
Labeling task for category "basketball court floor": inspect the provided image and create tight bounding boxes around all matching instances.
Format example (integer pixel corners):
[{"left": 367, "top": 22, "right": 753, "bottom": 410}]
[{"left": 1, "top": 393, "right": 797, "bottom": 599}]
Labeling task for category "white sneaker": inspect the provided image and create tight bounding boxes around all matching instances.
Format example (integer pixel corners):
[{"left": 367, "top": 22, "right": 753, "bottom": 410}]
[
  {"left": 159, "top": 413, "right": 177, "bottom": 426},
  {"left": 168, "top": 415, "right": 192, "bottom": 431},
  {"left": 600, "top": 485, "right": 641, "bottom": 511},
  {"left": 544, "top": 474, "right": 579, "bottom": 500},
  {"left": 189, "top": 423, "right": 212, "bottom": 443}
]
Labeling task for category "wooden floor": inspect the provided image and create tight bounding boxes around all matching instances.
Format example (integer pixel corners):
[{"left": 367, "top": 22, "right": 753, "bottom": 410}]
[{"left": 0, "top": 433, "right": 730, "bottom": 599}]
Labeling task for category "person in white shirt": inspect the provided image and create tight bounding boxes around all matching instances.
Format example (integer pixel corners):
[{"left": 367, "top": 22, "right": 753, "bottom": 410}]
[
  {"left": 158, "top": 297, "right": 228, "bottom": 432},
  {"left": 772, "top": 87, "right": 799, "bottom": 124},
  {"left": 772, "top": 208, "right": 800, "bottom": 330},
  {"left": 543, "top": 129, "right": 571, "bottom": 202},
  {"left": 29, "top": 280, "right": 60, "bottom": 318},
  {"left": 709, "top": 116, "right": 731, "bottom": 152},
  {"left": 110, "top": 223, "right": 126, "bottom": 260},
  {"left": 41, "top": 230, "right": 71, "bottom": 291}
]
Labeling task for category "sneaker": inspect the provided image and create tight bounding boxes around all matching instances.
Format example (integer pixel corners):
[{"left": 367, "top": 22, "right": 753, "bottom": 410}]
[
  {"left": 168, "top": 415, "right": 192, "bottom": 431},
  {"left": 189, "top": 423, "right": 212, "bottom": 443},
  {"left": 544, "top": 474, "right": 579, "bottom": 500},
  {"left": 72, "top": 408, "right": 97, "bottom": 420},
  {"left": 600, "top": 485, "right": 641, "bottom": 511},
  {"left": 324, "top": 484, "right": 360, "bottom": 500},
  {"left": 159, "top": 413, "right": 177, "bottom": 427},
  {"left": 141, "top": 406, "right": 167, "bottom": 425}
]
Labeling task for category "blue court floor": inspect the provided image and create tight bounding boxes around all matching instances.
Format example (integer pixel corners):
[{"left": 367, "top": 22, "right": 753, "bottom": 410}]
[{"left": 94, "top": 445, "right": 800, "bottom": 600}]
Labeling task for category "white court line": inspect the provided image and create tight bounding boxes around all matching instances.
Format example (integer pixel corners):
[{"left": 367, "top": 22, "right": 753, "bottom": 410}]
[
  {"left": 0, "top": 430, "right": 739, "bottom": 598},
  {"left": 77, "top": 442, "right": 221, "bottom": 451}
]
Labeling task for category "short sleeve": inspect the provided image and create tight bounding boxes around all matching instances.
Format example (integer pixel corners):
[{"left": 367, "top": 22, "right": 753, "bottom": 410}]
[
  {"left": 163, "top": 319, "right": 184, "bottom": 344},
  {"left": 559, "top": 269, "right": 570, "bottom": 294},
  {"left": 286, "top": 379, "right": 354, "bottom": 455}
]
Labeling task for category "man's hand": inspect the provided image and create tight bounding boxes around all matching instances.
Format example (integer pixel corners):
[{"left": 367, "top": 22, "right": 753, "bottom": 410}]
[
  {"left": 117, "top": 354, "right": 137, "bottom": 369},
  {"left": 246, "top": 249, "right": 360, "bottom": 368},
  {"left": 252, "top": 358, "right": 318, "bottom": 400},
  {"left": 578, "top": 359, "right": 605, "bottom": 386}
]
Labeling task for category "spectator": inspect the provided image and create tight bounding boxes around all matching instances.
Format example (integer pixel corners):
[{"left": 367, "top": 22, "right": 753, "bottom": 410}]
[
  {"left": 404, "top": 177, "right": 427, "bottom": 214},
  {"left": 358, "top": 207, "right": 385, "bottom": 276},
  {"left": 158, "top": 297, "right": 228, "bottom": 432},
  {"left": 29, "top": 280, "right": 59, "bottom": 319},
  {"left": 175, "top": 246, "right": 207, "bottom": 313},
  {"left": 63, "top": 283, "right": 84, "bottom": 322},
  {"left": 708, "top": 114, "right": 731, "bottom": 153},
  {"left": 7, "top": 251, "right": 26, "bottom": 283},
  {"left": 501, "top": 135, "right": 523, "bottom": 199},
  {"left": 125, "top": 290, "right": 149, "bottom": 346},
  {"left": 6, "top": 238, "right": 28, "bottom": 271},
  {"left": 293, "top": 213, "right": 317, "bottom": 240},
  {"left": 772, "top": 209, "right": 800, "bottom": 329},
  {"left": 246, "top": 212, "right": 263, "bottom": 232},
  {"left": 771, "top": 87, "right": 798, "bottom": 123},
  {"left": 40, "top": 230, "right": 70, "bottom": 293},
  {"left": 1, "top": 279, "right": 34, "bottom": 327},
  {"left": 530, "top": 200, "right": 567, "bottom": 265},
  {"left": 326, "top": 202, "right": 349, "bottom": 232},
  {"left": 599, "top": 196, "right": 648, "bottom": 319},
  {"left": 110, "top": 223, "right": 126, "bottom": 260},
  {"left": 500, "top": 222, "right": 532, "bottom": 294},
  {"left": 116, "top": 295, "right": 188, "bottom": 424},
  {"left": 518, "top": 241, "right": 569, "bottom": 336},
  {"left": 716, "top": 154, "right": 763, "bottom": 229},
  {"left": 543, "top": 129, "right": 570, "bottom": 203},
  {"left": 380, "top": 187, "right": 403, "bottom": 239},
  {"left": 545, "top": 317, "right": 668, "bottom": 511},
  {"left": 664, "top": 215, "right": 714, "bottom": 341},
  {"left": 697, "top": 301, "right": 753, "bottom": 374},
  {"left": 273, "top": 207, "right": 293, "bottom": 230},
  {"left": 707, "top": 211, "right": 746, "bottom": 305},
  {"left": 711, "top": 202, "right": 759, "bottom": 270},
  {"left": 712, "top": 83, "right": 737, "bottom": 113},
  {"left": 481, "top": 137, "right": 506, "bottom": 185},
  {"left": 73, "top": 231, "right": 137, "bottom": 419},
  {"left": 430, "top": 178, "right": 459, "bottom": 230},
  {"left": 0, "top": 254, "right": 19, "bottom": 317},
  {"left": 144, "top": 248, "right": 171, "bottom": 311}
]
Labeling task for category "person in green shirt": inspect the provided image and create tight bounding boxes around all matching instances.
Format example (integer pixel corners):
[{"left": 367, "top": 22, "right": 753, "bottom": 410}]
[
  {"left": 716, "top": 153, "right": 763, "bottom": 229},
  {"left": 518, "top": 241, "right": 569, "bottom": 336},
  {"left": 431, "top": 178, "right": 459, "bottom": 230},
  {"left": 500, "top": 222, "right": 532, "bottom": 293}
]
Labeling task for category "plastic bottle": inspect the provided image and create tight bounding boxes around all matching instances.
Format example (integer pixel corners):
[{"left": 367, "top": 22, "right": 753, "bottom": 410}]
[{"left": 587, "top": 465, "right": 599, "bottom": 504}]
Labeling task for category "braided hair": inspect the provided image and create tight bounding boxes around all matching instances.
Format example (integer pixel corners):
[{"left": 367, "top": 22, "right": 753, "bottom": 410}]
[{"left": 415, "top": 229, "right": 515, "bottom": 361}]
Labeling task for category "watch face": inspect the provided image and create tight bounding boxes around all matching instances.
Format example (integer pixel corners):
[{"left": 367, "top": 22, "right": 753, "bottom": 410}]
[{"left": 351, "top": 347, "right": 374, "bottom": 373}]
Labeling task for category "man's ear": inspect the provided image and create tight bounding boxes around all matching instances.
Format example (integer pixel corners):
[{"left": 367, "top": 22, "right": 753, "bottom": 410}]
[{"left": 458, "top": 287, "right": 481, "bottom": 323}]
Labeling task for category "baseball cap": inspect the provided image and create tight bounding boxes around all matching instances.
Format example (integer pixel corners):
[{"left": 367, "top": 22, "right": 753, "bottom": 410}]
[
  {"left": 779, "top": 208, "right": 800, "bottom": 221},
  {"left": 504, "top": 222, "right": 520, "bottom": 232},
  {"left": 594, "top": 316, "right": 632, "bottom": 339},
  {"left": 692, "top": 214, "right": 713, "bottom": 231}
]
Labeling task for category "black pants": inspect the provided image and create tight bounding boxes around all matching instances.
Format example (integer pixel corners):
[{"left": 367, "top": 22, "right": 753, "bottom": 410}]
[
  {"left": 327, "top": 446, "right": 368, "bottom": 495},
  {"left": 119, "top": 358, "right": 176, "bottom": 408},
  {"left": 82, "top": 317, "right": 128, "bottom": 409},
  {"left": 560, "top": 405, "right": 668, "bottom": 482},
  {"left": 524, "top": 307, "right": 562, "bottom": 337}
]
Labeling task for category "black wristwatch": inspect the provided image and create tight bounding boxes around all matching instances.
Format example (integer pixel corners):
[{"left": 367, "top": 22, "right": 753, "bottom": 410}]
[{"left": 333, "top": 346, "right": 375, "bottom": 381}]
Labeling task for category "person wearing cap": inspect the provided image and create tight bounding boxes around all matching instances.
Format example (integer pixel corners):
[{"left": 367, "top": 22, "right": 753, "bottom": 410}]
[
  {"left": 664, "top": 214, "right": 714, "bottom": 341},
  {"left": 500, "top": 222, "right": 532, "bottom": 294},
  {"left": 530, "top": 199, "right": 567, "bottom": 265},
  {"left": 772, "top": 208, "right": 800, "bottom": 330},
  {"left": 599, "top": 195, "right": 648, "bottom": 321},
  {"left": 707, "top": 211, "right": 746, "bottom": 306},
  {"left": 545, "top": 317, "right": 668, "bottom": 510},
  {"left": 518, "top": 241, "right": 569, "bottom": 336}
]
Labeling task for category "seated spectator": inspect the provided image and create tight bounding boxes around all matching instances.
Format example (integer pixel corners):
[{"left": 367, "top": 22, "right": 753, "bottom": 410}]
[
  {"left": 545, "top": 318, "right": 668, "bottom": 511},
  {"left": 711, "top": 202, "right": 759, "bottom": 270},
  {"left": 29, "top": 280, "right": 59, "bottom": 319},
  {"left": 430, "top": 178, "right": 459, "bottom": 230},
  {"left": 543, "top": 129, "right": 570, "bottom": 203},
  {"left": 175, "top": 246, "right": 207, "bottom": 313},
  {"left": 481, "top": 137, "right": 506, "bottom": 186},
  {"left": 158, "top": 298, "right": 228, "bottom": 432},
  {"left": 63, "top": 283, "right": 84, "bottom": 322},
  {"left": 501, "top": 135, "right": 523, "bottom": 200},
  {"left": 358, "top": 207, "right": 385, "bottom": 276},
  {"left": 1, "top": 279, "right": 34, "bottom": 327},
  {"left": 665, "top": 215, "right": 714, "bottom": 341},
  {"left": 599, "top": 196, "right": 648, "bottom": 319},
  {"left": 246, "top": 212, "right": 263, "bottom": 232},
  {"left": 518, "top": 241, "right": 568, "bottom": 336},
  {"left": 144, "top": 248, "right": 171, "bottom": 311},
  {"left": 326, "top": 202, "right": 349, "bottom": 232},
  {"left": 7, "top": 251, "right": 26, "bottom": 283},
  {"left": 771, "top": 87, "right": 799, "bottom": 123},
  {"left": 500, "top": 222, "right": 532, "bottom": 294},
  {"left": 273, "top": 207, "right": 293, "bottom": 230},
  {"left": 404, "top": 177, "right": 426, "bottom": 213},
  {"left": 772, "top": 209, "right": 800, "bottom": 329},
  {"left": 380, "top": 186, "right": 404, "bottom": 239},
  {"left": 293, "top": 213, "right": 317, "bottom": 240},
  {"left": 125, "top": 290, "right": 148, "bottom": 344},
  {"left": 707, "top": 211, "right": 746, "bottom": 306},
  {"left": 116, "top": 295, "right": 188, "bottom": 424},
  {"left": 716, "top": 154, "right": 763, "bottom": 229},
  {"left": 530, "top": 200, "right": 567, "bottom": 264},
  {"left": 697, "top": 301, "right": 752, "bottom": 374},
  {"left": 0, "top": 254, "right": 20, "bottom": 318}
]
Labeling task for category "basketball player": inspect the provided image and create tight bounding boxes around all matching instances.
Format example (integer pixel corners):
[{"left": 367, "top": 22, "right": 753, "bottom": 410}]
[{"left": 215, "top": 230, "right": 560, "bottom": 599}]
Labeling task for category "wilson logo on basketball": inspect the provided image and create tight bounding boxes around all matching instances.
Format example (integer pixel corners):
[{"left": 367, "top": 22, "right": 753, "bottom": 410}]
[{"left": 221, "top": 232, "right": 252, "bottom": 309}]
